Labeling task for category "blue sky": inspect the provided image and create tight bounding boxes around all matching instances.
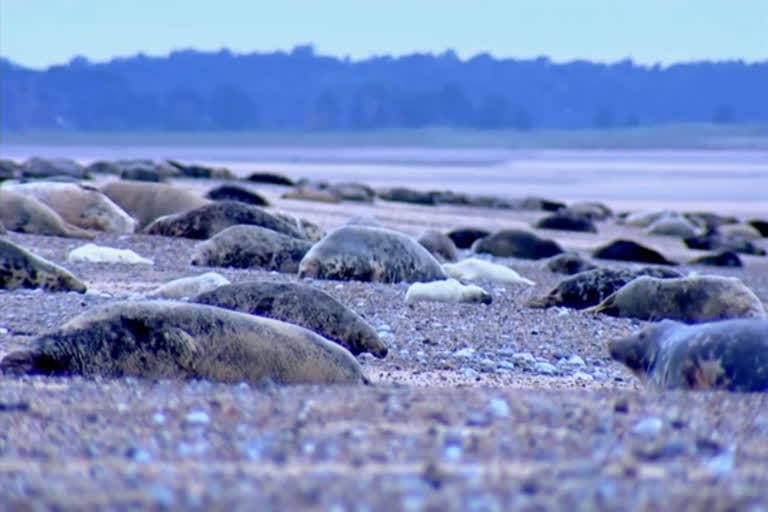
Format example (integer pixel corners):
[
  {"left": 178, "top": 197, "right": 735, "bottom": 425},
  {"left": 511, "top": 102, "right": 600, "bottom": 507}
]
[{"left": 2, "top": 0, "right": 767, "bottom": 69}]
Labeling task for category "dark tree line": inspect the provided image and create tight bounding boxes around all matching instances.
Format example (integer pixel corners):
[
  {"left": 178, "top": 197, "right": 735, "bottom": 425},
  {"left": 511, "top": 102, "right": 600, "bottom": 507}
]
[{"left": 1, "top": 46, "right": 766, "bottom": 132}]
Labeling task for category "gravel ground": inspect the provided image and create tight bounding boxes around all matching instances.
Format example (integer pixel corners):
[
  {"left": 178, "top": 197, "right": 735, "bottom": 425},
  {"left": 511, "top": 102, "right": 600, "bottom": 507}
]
[{"left": 1, "top": 177, "right": 768, "bottom": 510}]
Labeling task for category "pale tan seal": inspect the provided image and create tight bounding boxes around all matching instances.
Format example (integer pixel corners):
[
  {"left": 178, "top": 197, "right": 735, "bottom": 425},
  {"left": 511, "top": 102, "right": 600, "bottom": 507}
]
[
  {"left": 0, "top": 300, "right": 365, "bottom": 385},
  {"left": 298, "top": 226, "right": 446, "bottom": 283},
  {"left": 0, "top": 238, "right": 86, "bottom": 293},
  {"left": 100, "top": 181, "right": 211, "bottom": 229},
  {"left": 2, "top": 182, "right": 136, "bottom": 233},
  {"left": 194, "top": 280, "right": 388, "bottom": 358},
  {"left": 0, "top": 189, "right": 95, "bottom": 239},
  {"left": 143, "top": 201, "right": 305, "bottom": 240},
  {"left": 588, "top": 275, "right": 766, "bottom": 323},
  {"left": 190, "top": 225, "right": 312, "bottom": 272},
  {"left": 608, "top": 318, "right": 768, "bottom": 392}
]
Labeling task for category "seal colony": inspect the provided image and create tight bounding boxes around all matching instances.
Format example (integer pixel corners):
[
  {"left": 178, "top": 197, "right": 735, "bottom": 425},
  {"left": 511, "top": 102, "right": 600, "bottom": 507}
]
[{"left": 0, "top": 157, "right": 767, "bottom": 399}]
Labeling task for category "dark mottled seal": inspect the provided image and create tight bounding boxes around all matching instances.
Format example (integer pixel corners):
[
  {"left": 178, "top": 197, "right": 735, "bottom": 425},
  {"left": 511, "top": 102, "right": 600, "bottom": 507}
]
[
  {"left": 447, "top": 227, "right": 490, "bottom": 249},
  {"left": 143, "top": 201, "right": 304, "bottom": 240},
  {"left": 0, "top": 301, "right": 365, "bottom": 385},
  {"left": 689, "top": 251, "right": 743, "bottom": 268},
  {"left": 190, "top": 225, "right": 313, "bottom": 272},
  {"left": 588, "top": 275, "right": 766, "bottom": 323},
  {"left": 526, "top": 266, "right": 682, "bottom": 309},
  {"left": 747, "top": 219, "right": 768, "bottom": 237},
  {"left": 417, "top": 230, "right": 458, "bottom": 262},
  {"left": 472, "top": 229, "right": 563, "bottom": 260},
  {"left": 245, "top": 172, "right": 294, "bottom": 186},
  {"left": 206, "top": 184, "right": 269, "bottom": 206},
  {"left": 608, "top": 319, "right": 768, "bottom": 392},
  {"left": 533, "top": 212, "right": 597, "bottom": 233},
  {"left": 592, "top": 239, "right": 676, "bottom": 265},
  {"left": 0, "top": 238, "right": 86, "bottom": 293},
  {"left": 194, "top": 281, "right": 388, "bottom": 358},
  {"left": 544, "top": 252, "right": 599, "bottom": 275},
  {"left": 298, "top": 226, "right": 446, "bottom": 283}
]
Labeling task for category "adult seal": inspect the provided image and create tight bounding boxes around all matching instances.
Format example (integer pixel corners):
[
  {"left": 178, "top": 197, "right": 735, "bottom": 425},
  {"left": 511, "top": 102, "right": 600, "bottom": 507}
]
[
  {"left": 1, "top": 238, "right": 87, "bottom": 293},
  {"left": 100, "top": 180, "right": 211, "bottom": 229},
  {"left": 0, "top": 300, "right": 365, "bottom": 385},
  {"left": 0, "top": 189, "right": 95, "bottom": 239},
  {"left": 298, "top": 226, "right": 446, "bottom": 283},
  {"left": 194, "top": 280, "right": 388, "bottom": 358},
  {"left": 3, "top": 182, "right": 136, "bottom": 233},
  {"left": 588, "top": 275, "right": 766, "bottom": 323},
  {"left": 144, "top": 201, "right": 305, "bottom": 240},
  {"left": 526, "top": 266, "right": 682, "bottom": 309},
  {"left": 190, "top": 225, "right": 313, "bottom": 272},
  {"left": 608, "top": 318, "right": 768, "bottom": 392}
]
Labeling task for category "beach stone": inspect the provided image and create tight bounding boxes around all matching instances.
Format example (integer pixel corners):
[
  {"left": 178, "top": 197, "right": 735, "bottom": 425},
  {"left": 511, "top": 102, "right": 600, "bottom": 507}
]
[
  {"left": 205, "top": 184, "right": 269, "bottom": 206},
  {"left": 544, "top": 252, "right": 598, "bottom": 275},
  {"left": 526, "top": 266, "right": 683, "bottom": 309},
  {"left": 194, "top": 280, "right": 387, "bottom": 358},
  {"left": 1, "top": 238, "right": 86, "bottom": 292},
  {"left": 143, "top": 201, "right": 305, "bottom": 240},
  {"left": 190, "top": 225, "right": 312, "bottom": 272},
  {"left": 472, "top": 229, "right": 563, "bottom": 259},
  {"left": 446, "top": 227, "right": 490, "bottom": 249},
  {"left": 417, "top": 230, "right": 458, "bottom": 262},
  {"left": 588, "top": 275, "right": 766, "bottom": 323},
  {"left": 608, "top": 318, "right": 768, "bottom": 391},
  {"left": 0, "top": 301, "right": 365, "bottom": 385},
  {"left": 593, "top": 239, "right": 676, "bottom": 265},
  {"left": 533, "top": 212, "right": 597, "bottom": 233},
  {"left": 298, "top": 226, "right": 446, "bottom": 283}
]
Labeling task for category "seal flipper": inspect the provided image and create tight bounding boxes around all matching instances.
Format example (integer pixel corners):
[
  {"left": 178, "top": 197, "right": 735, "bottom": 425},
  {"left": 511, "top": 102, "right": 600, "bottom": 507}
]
[{"left": 0, "top": 349, "right": 64, "bottom": 376}]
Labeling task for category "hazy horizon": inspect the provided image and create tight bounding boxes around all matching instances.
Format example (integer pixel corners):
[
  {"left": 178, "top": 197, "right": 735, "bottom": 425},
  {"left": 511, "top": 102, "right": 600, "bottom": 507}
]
[{"left": 2, "top": 0, "right": 767, "bottom": 69}]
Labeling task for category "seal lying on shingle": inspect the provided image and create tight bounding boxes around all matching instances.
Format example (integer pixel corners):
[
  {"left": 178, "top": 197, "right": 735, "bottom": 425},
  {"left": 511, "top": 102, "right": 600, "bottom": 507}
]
[
  {"left": 525, "top": 266, "right": 682, "bottom": 309},
  {"left": 194, "top": 281, "right": 388, "bottom": 358},
  {"left": 472, "top": 229, "right": 563, "bottom": 259},
  {"left": 0, "top": 300, "right": 365, "bottom": 385},
  {"left": 0, "top": 189, "right": 95, "bottom": 239},
  {"left": 144, "top": 201, "right": 304, "bottom": 240},
  {"left": 588, "top": 275, "right": 766, "bottom": 323},
  {"left": 592, "top": 239, "right": 676, "bottom": 265},
  {"left": 190, "top": 225, "right": 313, "bottom": 272},
  {"left": 608, "top": 318, "right": 768, "bottom": 392},
  {"left": 100, "top": 180, "right": 210, "bottom": 229},
  {"left": 0, "top": 238, "right": 86, "bottom": 293},
  {"left": 298, "top": 226, "right": 446, "bottom": 283}
]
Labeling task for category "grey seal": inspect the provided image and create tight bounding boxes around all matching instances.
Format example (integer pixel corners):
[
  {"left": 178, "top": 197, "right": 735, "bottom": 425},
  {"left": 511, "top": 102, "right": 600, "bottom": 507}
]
[{"left": 1, "top": 237, "right": 86, "bottom": 293}]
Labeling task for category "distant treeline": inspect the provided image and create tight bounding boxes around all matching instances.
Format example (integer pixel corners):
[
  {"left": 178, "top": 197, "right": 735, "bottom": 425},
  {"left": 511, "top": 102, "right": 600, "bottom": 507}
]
[{"left": 2, "top": 46, "right": 767, "bottom": 132}]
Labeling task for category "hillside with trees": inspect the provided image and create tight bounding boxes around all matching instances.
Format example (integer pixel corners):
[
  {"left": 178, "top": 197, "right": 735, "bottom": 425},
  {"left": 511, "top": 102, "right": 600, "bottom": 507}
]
[{"left": 2, "top": 46, "right": 766, "bottom": 132}]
